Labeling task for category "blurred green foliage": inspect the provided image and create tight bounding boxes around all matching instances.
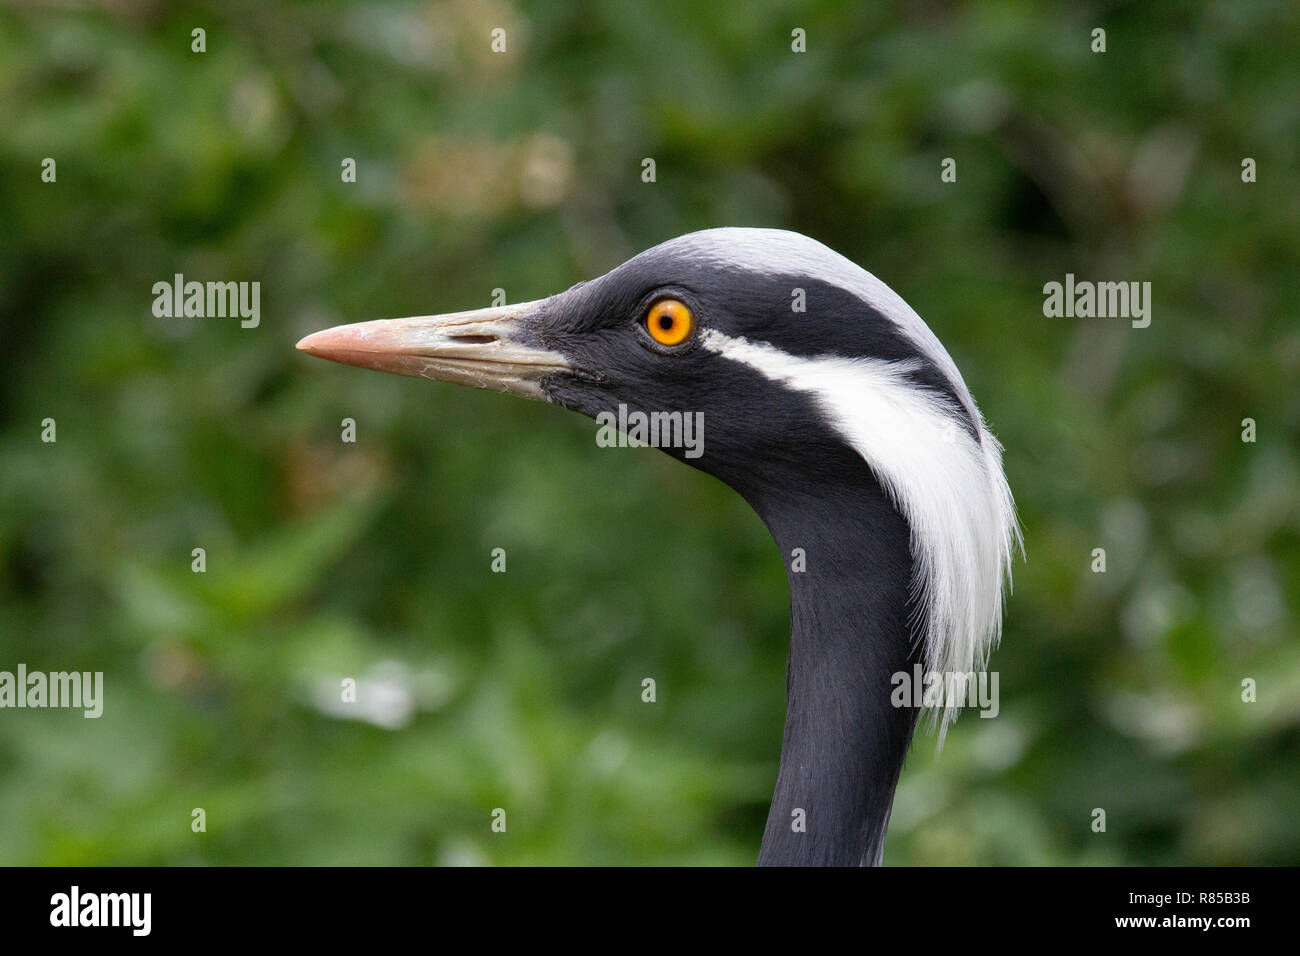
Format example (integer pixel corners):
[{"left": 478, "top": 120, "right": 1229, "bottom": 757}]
[{"left": 1, "top": 0, "right": 1297, "bottom": 865}]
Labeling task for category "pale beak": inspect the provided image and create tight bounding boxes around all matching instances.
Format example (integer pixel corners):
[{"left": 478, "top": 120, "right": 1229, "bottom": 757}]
[{"left": 295, "top": 301, "right": 570, "bottom": 400}]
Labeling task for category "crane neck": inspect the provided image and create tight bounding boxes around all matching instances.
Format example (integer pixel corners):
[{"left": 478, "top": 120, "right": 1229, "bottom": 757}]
[{"left": 744, "top": 458, "right": 922, "bottom": 866}]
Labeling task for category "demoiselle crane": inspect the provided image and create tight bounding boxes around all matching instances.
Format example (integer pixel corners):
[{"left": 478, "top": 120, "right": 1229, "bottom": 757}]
[{"left": 297, "top": 228, "right": 1020, "bottom": 866}]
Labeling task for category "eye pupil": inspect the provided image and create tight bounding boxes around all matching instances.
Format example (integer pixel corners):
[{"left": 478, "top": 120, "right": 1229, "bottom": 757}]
[{"left": 659, "top": 315, "right": 674, "bottom": 331}]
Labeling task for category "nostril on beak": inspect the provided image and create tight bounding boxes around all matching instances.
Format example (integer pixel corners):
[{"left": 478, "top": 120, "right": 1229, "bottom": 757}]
[{"left": 447, "top": 334, "right": 498, "bottom": 345}]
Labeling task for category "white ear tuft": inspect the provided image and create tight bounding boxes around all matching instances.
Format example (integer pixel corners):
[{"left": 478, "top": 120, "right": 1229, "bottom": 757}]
[{"left": 700, "top": 328, "right": 1020, "bottom": 735}]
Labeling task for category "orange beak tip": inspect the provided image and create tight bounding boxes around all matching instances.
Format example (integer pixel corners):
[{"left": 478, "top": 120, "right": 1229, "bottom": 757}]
[{"left": 296, "top": 329, "right": 342, "bottom": 354}]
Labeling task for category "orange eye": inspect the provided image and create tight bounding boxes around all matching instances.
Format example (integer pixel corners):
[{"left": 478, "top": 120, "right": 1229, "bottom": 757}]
[{"left": 646, "top": 299, "right": 695, "bottom": 346}]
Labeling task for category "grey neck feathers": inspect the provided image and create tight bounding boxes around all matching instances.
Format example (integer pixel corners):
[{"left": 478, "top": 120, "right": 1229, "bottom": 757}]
[{"left": 745, "top": 460, "right": 922, "bottom": 867}]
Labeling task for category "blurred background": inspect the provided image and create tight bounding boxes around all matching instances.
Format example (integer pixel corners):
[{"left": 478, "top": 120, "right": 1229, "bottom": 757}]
[{"left": 1, "top": 0, "right": 1297, "bottom": 865}]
